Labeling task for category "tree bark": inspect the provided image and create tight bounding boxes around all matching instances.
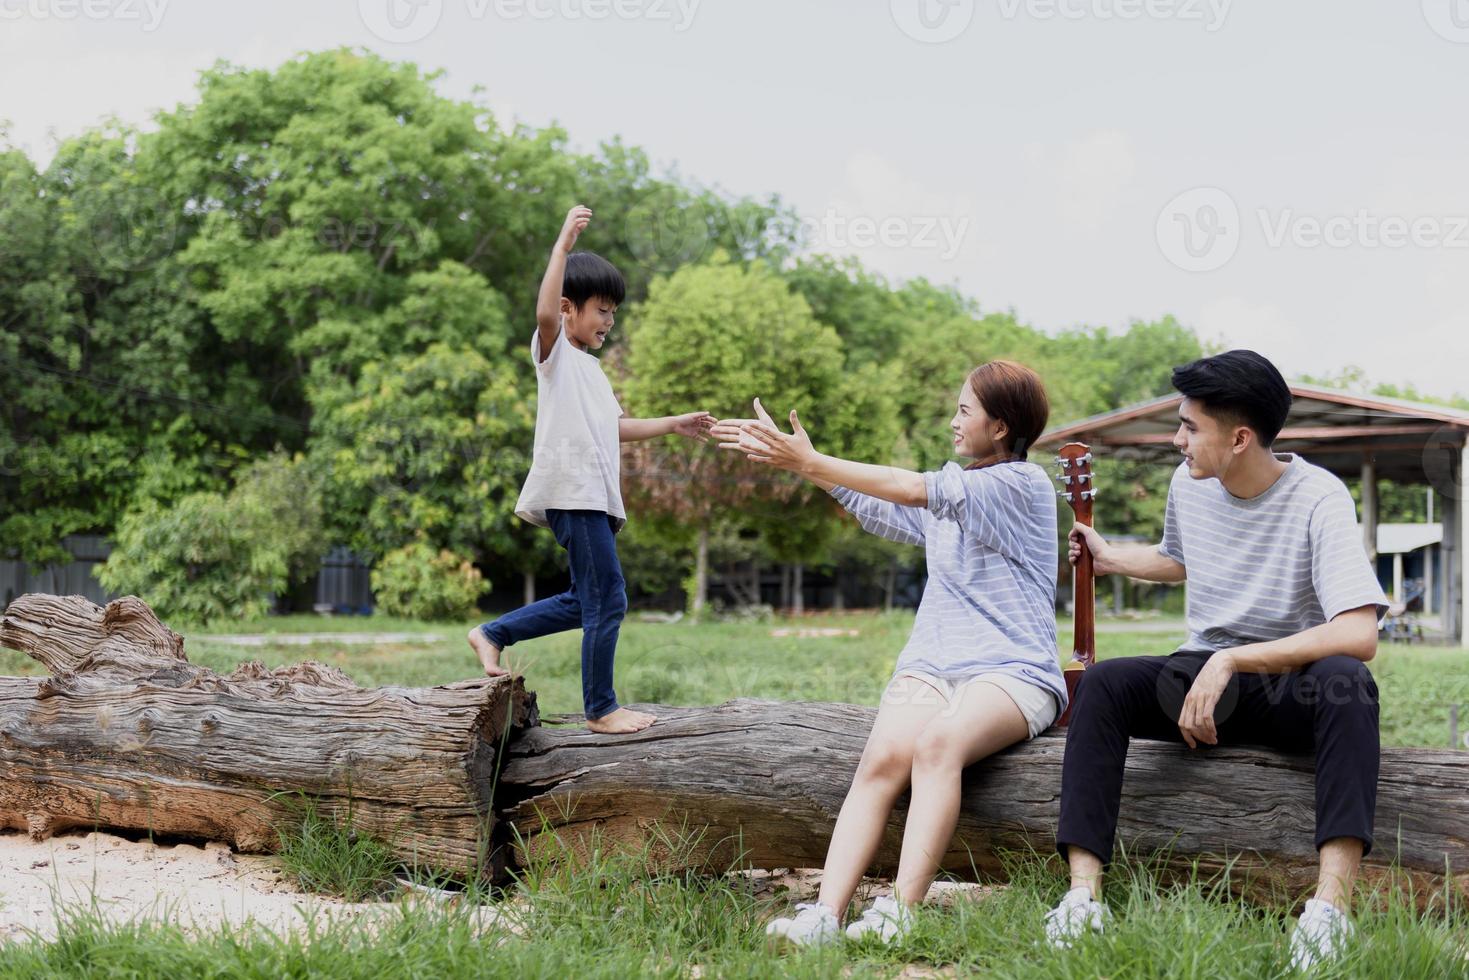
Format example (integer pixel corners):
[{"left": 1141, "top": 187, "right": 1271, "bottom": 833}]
[
  {"left": 0, "top": 594, "right": 537, "bottom": 876},
  {"left": 791, "top": 563, "right": 804, "bottom": 615},
  {"left": 690, "top": 526, "right": 709, "bottom": 617},
  {"left": 497, "top": 698, "right": 1468, "bottom": 908},
  {"left": 523, "top": 570, "right": 536, "bottom": 607}
]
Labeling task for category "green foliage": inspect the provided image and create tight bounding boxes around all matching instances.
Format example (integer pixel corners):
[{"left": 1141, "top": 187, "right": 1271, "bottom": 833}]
[
  {"left": 369, "top": 538, "right": 489, "bottom": 621},
  {"left": 1, "top": 50, "right": 800, "bottom": 586},
  {"left": 96, "top": 454, "right": 325, "bottom": 625},
  {"left": 0, "top": 129, "right": 229, "bottom": 563},
  {"left": 784, "top": 254, "right": 973, "bottom": 369},
  {"left": 309, "top": 342, "right": 536, "bottom": 563},
  {"left": 620, "top": 254, "right": 904, "bottom": 596}
]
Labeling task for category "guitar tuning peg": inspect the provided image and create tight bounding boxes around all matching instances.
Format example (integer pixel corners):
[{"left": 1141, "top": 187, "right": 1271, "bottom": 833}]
[
  {"left": 1059, "top": 458, "right": 1072, "bottom": 470},
  {"left": 1079, "top": 452, "right": 1093, "bottom": 464},
  {"left": 1058, "top": 474, "right": 1073, "bottom": 485},
  {"left": 1057, "top": 490, "right": 1073, "bottom": 501},
  {"left": 1078, "top": 472, "right": 1091, "bottom": 483}
]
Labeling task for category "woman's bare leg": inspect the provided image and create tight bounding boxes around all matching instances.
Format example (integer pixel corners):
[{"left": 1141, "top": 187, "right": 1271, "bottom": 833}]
[
  {"left": 813, "top": 676, "right": 948, "bottom": 916},
  {"left": 892, "top": 681, "right": 1029, "bottom": 905}
]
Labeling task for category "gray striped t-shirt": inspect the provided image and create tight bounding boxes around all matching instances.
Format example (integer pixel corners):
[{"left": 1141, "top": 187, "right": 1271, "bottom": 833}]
[
  {"left": 829, "top": 460, "right": 1065, "bottom": 712},
  {"left": 1159, "top": 454, "right": 1388, "bottom": 653}
]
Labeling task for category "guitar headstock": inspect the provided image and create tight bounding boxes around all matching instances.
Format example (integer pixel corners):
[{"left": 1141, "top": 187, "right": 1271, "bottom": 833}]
[{"left": 1056, "top": 442, "right": 1097, "bottom": 523}]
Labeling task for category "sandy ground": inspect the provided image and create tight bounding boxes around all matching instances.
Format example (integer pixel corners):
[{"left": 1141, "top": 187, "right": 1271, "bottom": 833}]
[
  {"left": 0, "top": 829, "right": 991, "bottom": 951},
  {"left": 0, "top": 829, "right": 470, "bottom": 946}
]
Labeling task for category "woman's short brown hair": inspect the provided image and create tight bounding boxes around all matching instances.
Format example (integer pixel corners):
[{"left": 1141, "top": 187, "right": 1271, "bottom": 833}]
[{"left": 966, "top": 360, "right": 1050, "bottom": 460}]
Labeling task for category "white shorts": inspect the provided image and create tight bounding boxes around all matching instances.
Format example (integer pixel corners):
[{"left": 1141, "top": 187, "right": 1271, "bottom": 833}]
[{"left": 887, "top": 670, "right": 1060, "bottom": 739}]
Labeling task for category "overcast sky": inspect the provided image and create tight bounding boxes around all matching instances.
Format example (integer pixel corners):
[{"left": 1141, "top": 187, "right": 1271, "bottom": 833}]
[{"left": 3, "top": 0, "right": 1466, "bottom": 401}]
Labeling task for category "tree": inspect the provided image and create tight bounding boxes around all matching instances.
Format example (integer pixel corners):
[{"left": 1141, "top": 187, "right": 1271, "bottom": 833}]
[
  {"left": 97, "top": 453, "right": 325, "bottom": 625},
  {"left": 308, "top": 343, "right": 536, "bottom": 568},
  {"left": 0, "top": 129, "right": 230, "bottom": 566},
  {"left": 622, "top": 255, "right": 853, "bottom": 615}
]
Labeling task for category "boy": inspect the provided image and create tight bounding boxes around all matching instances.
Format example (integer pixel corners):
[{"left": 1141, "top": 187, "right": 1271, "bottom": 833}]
[
  {"left": 467, "top": 204, "right": 714, "bottom": 735},
  {"left": 1046, "top": 350, "right": 1387, "bottom": 971}
]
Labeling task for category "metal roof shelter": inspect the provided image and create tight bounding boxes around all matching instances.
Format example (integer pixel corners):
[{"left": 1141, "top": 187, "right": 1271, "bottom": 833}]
[{"left": 1037, "top": 383, "right": 1469, "bottom": 643}]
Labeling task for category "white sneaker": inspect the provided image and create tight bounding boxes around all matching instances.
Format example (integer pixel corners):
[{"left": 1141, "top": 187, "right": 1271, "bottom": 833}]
[
  {"left": 1289, "top": 898, "right": 1354, "bottom": 972},
  {"left": 844, "top": 895, "right": 914, "bottom": 944},
  {"left": 1045, "top": 886, "right": 1108, "bottom": 949},
  {"left": 765, "top": 902, "right": 841, "bottom": 949}
]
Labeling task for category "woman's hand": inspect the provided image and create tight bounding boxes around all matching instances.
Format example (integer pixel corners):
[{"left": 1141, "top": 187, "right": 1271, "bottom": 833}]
[{"left": 718, "top": 398, "right": 819, "bottom": 473}]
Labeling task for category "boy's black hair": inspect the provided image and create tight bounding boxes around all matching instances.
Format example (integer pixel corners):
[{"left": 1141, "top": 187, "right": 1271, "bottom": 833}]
[
  {"left": 563, "top": 251, "right": 626, "bottom": 309},
  {"left": 1171, "top": 349, "right": 1292, "bottom": 446}
]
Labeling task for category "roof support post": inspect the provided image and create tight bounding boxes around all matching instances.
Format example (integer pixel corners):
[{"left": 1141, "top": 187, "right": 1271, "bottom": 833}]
[{"left": 1361, "top": 455, "right": 1378, "bottom": 562}]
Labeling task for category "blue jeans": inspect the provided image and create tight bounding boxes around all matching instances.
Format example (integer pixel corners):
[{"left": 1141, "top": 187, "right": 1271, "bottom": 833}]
[{"left": 479, "top": 509, "right": 626, "bottom": 720}]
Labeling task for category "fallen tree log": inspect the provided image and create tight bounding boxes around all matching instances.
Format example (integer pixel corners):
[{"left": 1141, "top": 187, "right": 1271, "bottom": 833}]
[
  {"left": 498, "top": 698, "right": 1469, "bottom": 906},
  {"left": 5, "top": 594, "right": 1466, "bottom": 907},
  {"left": 0, "top": 594, "right": 536, "bottom": 875}
]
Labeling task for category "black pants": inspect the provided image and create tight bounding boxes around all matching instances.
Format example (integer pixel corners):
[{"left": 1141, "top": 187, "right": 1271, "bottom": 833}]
[{"left": 1056, "top": 651, "right": 1379, "bottom": 865}]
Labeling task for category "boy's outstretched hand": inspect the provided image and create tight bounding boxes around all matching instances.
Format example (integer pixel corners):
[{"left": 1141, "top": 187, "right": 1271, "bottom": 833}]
[
  {"left": 672, "top": 411, "right": 717, "bottom": 441},
  {"left": 557, "top": 204, "right": 593, "bottom": 253}
]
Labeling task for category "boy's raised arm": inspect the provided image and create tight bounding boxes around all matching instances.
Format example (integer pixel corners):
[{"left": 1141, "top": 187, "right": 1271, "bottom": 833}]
[{"left": 535, "top": 205, "right": 592, "bottom": 363}]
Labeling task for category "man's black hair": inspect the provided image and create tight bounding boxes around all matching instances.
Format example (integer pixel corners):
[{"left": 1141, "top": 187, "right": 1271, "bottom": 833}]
[
  {"left": 564, "top": 251, "right": 626, "bottom": 309},
  {"left": 1171, "top": 349, "right": 1292, "bottom": 446}
]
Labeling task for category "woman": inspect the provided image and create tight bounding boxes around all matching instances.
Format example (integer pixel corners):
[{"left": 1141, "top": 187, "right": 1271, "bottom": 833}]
[{"left": 713, "top": 360, "right": 1064, "bottom": 946}]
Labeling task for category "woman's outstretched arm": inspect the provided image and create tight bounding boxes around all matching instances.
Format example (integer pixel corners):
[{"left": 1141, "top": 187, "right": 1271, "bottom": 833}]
[
  {"left": 711, "top": 399, "right": 926, "bottom": 507},
  {"left": 712, "top": 402, "right": 927, "bottom": 546}
]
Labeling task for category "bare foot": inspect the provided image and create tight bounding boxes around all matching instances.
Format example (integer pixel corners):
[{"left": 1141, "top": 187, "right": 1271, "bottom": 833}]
[
  {"left": 466, "top": 627, "right": 508, "bottom": 677},
  {"left": 585, "top": 707, "right": 657, "bottom": 734}
]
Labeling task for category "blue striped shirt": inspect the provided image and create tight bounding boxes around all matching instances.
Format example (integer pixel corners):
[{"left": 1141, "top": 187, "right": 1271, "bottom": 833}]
[{"left": 829, "top": 459, "right": 1065, "bottom": 711}]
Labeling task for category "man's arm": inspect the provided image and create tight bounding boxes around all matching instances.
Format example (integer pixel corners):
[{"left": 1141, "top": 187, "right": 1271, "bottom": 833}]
[
  {"left": 1223, "top": 605, "right": 1380, "bottom": 671},
  {"left": 1070, "top": 524, "right": 1186, "bottom": 583},
  {"left": 1176, "top": 605, "right": 1379, "bottom": 748},
  {"left": 535, "top": 205, "right": 592, "bottom": 363}
]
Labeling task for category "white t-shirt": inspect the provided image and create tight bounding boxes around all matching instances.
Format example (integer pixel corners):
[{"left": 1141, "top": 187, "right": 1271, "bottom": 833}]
[
  {"left": 1158, "top": 454, "right": 1388, "bottom": 652},
  {"left": 514, "top": 324, "right": 626, "bottom": 531}
]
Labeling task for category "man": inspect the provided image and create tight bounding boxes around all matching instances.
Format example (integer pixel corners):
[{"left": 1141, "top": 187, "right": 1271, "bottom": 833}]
[{"left": 1048, "top": 350, "right": 1387, "bottom": 971}]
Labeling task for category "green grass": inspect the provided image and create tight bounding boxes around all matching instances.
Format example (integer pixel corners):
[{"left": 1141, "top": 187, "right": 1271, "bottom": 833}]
[
  {"left": 2, "top": 825, "right": 1465, "bottom": 977},
  {"left": 272, "top": 795, "right": 403, "bottom": 903}
]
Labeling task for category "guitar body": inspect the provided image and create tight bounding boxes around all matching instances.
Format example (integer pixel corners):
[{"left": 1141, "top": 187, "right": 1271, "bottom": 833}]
[{"left": 1054, "top": 442, "right": 1096, "bottom": 727}]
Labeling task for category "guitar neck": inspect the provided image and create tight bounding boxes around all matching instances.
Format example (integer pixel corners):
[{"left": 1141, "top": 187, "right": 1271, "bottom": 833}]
[{"left": 1072, "top": 512, "right": 1096, "bottom": 667}]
